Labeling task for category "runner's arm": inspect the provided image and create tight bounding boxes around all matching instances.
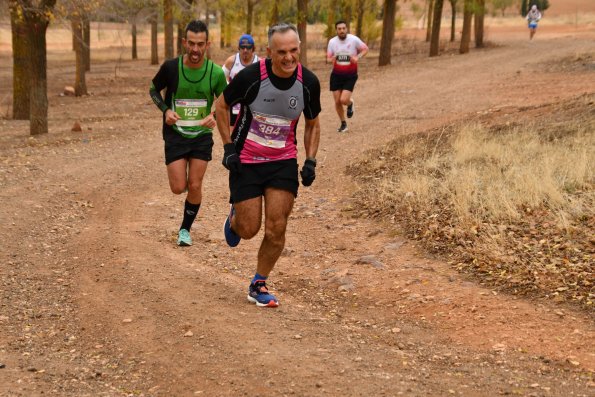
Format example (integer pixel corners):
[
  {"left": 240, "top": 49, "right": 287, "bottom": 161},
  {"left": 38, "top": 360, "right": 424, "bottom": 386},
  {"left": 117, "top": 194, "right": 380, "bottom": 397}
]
[
  {"left": 303, "top": 116, "right": 320, "bottom": 160},
  {"left": 215, "top": 96, "right": 232, "bottom": 144},
  {"left": 222, "top": 55, "right": 234, "bottom": 82},
  {"left": 150, "top": 62, "right": 171, "bottom": 113},
  {"left": 149, "top": 83, "right": 168, "bottom": 113},
  {"left": 216, "top": 61, "right": 261, "bottom": 144},
  {"left": 326, "top": 39, "right": 335, "bottom": 63},
  {"left": 222, "top": 65, "right": 231, "bottom": 82},
  {"left": 302, "top": 66, "right": 322, "bottom": 159},
  {"left": 150, "top": 82, "right": 178, "bottom": 125},
  {"left": 356, "top": 41, "right": 369, "bottom": 60}
]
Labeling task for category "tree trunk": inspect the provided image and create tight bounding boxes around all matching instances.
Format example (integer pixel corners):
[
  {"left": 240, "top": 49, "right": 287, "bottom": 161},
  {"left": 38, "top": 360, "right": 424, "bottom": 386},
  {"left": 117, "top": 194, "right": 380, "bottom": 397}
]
[
  {"left": 474, "top": 0, "right": 485, "bottom": 48},
  {"left": 325, "top": 0, "right": 335, "bottom": 42},
  {"left": 297, "top": 0, "right": 308, "bottom": 66},
  {"left": 270, "top": 0, "right": 280, "bottom": 27},
  {"left": 164, "top": 0, "right": 174, "bottom": 59},
  {"left": 10, "top": 1, "right": 30, "bottom": 120},
  {"left": 459, "top": 0, "right": 473, "bottom": 54},
  {"left": 355, "top": 0, "right": 365, "bottom": 38},
  {"left": 521, "top": 0, "right": 527, "bottom": 16},
  {"left": 27, "top": 15, "right": 50, "bottom": 135},
  {"left": 72, "top": 16, "right": 87, "bottom": 96},
  {"left": 343, "top": 0, "right": 353, "bottom": 31},
  {"left": 426, "top": 0, "right": 434, "bottom": 42},
  {"left": 342, "top": 0, "right": 353, "bottom": 29},
  {"left": 379, "top": 0, "right": 396, "bottom": 66},
  {"left": 429, "top": 0, "right": 444, "bottom": 57},
  {"left": 224, "top": 12, "right": 231, "bottom": 47},
  {"left": 177, "top": 22, "right": 184, "bottom": 56},
  {"left": 83, "top": 15, "right": 90, "bottom": 71},
  {"left": 220, "top": 9, "right": 226, "bottom": 48},
  {"left": 132, "top": 22, "right": 138, "bottom": 59},
  {"left": 246, "top": 0, "right": 254, "bottom": 35},
  {"left": 150, "top": 13, "right": 159, "bottom": 65},
  {"left": 450, "top": 0, "right": 456, "bottom": 42},
  {"left": 176, "top": 0, "right": 194, "bottom": 55}
]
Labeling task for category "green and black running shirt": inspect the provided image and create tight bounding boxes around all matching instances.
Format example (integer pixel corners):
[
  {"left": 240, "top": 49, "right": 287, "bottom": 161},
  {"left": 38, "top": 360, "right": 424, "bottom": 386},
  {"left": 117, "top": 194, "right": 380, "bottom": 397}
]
[{"left": 150, "top": 56, "right": 227, "bottom": 143}]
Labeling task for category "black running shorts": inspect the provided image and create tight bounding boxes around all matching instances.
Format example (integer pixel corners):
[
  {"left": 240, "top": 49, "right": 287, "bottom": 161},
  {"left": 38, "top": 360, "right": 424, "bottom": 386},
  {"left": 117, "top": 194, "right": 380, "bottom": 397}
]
[
  {"left": 164, "top": 134, "right": 214, "bottom": 165},
  {"left": 330, "top": 73, "right": 358, "bottom": 92},
  {"left": 229, "top": 159, "right": 299, "bottom": 204}
]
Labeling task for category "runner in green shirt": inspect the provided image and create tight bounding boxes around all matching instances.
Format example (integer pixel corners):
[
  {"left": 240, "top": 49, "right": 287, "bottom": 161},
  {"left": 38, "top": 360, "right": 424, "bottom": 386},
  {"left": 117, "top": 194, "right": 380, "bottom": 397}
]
[{"left": 150, "top": 20, "right": 227, "bottom": 246}]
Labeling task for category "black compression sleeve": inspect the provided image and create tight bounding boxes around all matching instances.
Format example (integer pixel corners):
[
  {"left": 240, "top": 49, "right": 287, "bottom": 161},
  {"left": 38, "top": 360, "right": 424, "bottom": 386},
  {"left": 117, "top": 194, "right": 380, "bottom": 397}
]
[{"left": 150, "top": 85, "right": 168, "bottom": 113}]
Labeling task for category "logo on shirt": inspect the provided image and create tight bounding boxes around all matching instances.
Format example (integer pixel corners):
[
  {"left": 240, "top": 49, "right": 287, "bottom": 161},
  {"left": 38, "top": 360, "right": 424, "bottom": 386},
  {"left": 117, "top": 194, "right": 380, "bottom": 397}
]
[{"left": 288, "top": 96, "right": 298, "bottom": 109}]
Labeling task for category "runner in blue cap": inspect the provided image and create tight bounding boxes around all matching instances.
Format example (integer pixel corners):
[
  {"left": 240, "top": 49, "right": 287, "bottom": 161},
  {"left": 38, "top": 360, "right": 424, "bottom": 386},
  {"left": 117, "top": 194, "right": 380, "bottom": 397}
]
[{"left": 222, "top": 34, "right": 260, "bottom": 125}]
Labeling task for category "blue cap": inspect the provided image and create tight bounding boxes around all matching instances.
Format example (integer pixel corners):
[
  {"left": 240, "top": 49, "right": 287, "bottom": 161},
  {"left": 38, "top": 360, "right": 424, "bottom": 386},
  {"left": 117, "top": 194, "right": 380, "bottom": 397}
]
[{"left": 238, "top": 34, "right": 255, "bottom": 46}]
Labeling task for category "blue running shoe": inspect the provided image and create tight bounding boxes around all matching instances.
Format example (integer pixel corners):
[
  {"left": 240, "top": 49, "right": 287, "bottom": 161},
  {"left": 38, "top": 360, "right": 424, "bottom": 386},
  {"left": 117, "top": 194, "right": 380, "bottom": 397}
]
[
  {"left": 223, "top": 205, "right": 241, "bottom": 247},
  {"left": 177, "top": 228, "right": 192, "bottom": 246},
  {"left": 248, "top": 280, "right": 279, "bottom": 307}
]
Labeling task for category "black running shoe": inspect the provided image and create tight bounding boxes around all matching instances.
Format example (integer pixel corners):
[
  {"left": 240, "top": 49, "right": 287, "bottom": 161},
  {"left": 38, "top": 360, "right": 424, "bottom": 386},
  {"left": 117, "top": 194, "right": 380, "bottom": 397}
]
[
  {"left": 347, "top": 100, "right": 354, "bottom": 118},
  {"left": 337, "top": 121, "right": 348, "bottom": 133}
]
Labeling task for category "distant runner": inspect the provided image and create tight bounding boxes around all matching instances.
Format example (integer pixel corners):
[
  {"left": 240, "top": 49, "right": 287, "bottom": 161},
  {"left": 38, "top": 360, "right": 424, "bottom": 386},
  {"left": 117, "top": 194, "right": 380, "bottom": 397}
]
[
  {"left": 327, "top": 20, "right": 368, "bottom": 133},
  {"left": 221, "top": 34, "right": 260, "bottom": 126},
  {"left": 526, "top": 4, "right": 542, "bottom": 40}
]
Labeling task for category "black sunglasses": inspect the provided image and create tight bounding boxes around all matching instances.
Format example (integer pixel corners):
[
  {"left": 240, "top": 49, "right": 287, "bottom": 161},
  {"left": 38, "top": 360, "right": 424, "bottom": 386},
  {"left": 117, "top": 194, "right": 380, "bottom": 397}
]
[{"left": 239, "top": 45, "right": 254, "bottom": 50}]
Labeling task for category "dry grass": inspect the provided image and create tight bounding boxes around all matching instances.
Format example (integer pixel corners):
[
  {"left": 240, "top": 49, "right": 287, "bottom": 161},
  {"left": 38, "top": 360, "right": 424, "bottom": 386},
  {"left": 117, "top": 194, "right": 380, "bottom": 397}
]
[{"left": 347, "top": 94, "right": 595, "bottom": 310}]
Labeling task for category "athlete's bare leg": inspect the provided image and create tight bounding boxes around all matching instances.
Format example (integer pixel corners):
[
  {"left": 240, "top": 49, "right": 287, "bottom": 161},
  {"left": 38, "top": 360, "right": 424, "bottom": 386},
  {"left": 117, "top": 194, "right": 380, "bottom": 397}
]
[
  {"left": 256, "top": 187, "right": 294, "bottom": 277},
  {"left": 340, "top": 90, "right": 353, "bottom": 108},
  {"left": 167, "top": 157, "right": 208, "bottom": 203},
  {"left": 333, "top": 90, "right": 345, "bottom": 121},
  {"left": 231, "top": 196, "right": 263, "bottom": 239}
]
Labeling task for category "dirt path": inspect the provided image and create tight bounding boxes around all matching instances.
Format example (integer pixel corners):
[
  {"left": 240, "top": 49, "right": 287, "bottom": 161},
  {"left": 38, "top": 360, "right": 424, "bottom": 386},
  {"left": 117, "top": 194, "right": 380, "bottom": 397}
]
[{"left": 1, "top": 28, "right": 594, "bottom": 396}]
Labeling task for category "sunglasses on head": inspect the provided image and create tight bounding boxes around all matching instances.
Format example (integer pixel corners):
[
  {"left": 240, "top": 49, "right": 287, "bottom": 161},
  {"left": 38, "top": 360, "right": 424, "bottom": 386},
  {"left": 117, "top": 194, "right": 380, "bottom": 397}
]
[{"left": 239, "top": 45, "right": 254, "bottom": 50}]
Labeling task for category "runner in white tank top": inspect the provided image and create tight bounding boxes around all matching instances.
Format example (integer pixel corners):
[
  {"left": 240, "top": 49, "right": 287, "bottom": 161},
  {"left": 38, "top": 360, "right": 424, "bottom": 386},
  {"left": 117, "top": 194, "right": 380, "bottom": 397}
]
[{"left": 222, "top": 34, "right": 260, "bottom": 125}]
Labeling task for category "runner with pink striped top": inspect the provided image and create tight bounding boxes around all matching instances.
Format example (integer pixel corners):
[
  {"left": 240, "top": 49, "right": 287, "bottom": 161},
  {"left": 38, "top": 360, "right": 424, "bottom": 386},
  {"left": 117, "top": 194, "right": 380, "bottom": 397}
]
[{"left": 215, "top": 23, "right": 321, "bottom": 308}]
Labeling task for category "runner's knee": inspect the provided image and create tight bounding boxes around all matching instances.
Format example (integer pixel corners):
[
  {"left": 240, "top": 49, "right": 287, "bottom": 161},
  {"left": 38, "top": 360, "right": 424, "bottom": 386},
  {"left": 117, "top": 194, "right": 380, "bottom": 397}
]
[
  {"left": 170, "top": 181, "right": 187, "bottom": 195},
  {"left": 265, "top": 217, "right": 287, "bottom": 238},
  {"left": 263, "top": 226, "right": 286, "bottom": 247},
  {"left": 236, "top": 222, "right": 260, "bottom": 239},
  {"left": 187, "top": 178, "right": 203, "bottom": 194}
]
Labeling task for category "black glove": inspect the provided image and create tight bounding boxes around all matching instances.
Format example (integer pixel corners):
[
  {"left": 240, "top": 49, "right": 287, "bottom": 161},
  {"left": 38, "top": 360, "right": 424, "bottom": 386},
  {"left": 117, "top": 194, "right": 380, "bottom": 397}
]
[
  {"left": 300, "top": 159, "right": 316, "bottom": 186},
  {"left": 222, "top": 143, "right": 241, "bottom": 173}
]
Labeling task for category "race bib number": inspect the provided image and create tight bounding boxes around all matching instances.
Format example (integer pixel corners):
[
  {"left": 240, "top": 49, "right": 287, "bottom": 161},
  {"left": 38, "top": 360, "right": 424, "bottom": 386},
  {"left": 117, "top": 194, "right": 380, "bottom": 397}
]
[
  {"left": 174, "top": 99, "right": 208, "bottom": 127},
  {"left": 247, "top": 113, "right": 292, "bottom": 148},
  {"left": 336, "top": 53, "right": 351, "bottom": 65}
]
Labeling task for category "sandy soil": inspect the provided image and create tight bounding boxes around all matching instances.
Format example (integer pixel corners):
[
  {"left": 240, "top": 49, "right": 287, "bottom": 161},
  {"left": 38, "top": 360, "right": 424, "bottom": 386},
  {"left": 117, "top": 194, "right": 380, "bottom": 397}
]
[{"left": 0, "top": 19, "right": 594, "bottom": 397}]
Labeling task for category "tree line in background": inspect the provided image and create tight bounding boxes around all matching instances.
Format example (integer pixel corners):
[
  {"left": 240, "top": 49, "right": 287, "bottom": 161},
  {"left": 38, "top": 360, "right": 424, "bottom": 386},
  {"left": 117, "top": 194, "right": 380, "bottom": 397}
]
[{"left": 6, "top": 0, "right": 544, "bottom": 135}]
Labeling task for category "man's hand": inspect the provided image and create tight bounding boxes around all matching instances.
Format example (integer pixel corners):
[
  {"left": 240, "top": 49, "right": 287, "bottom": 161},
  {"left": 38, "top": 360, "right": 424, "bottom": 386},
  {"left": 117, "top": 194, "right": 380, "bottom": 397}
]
[
  {"left": 222, "top": 143, "right": 241, "bottom": 173},
  {"left": 300, "top": 159, "right": 316, "bottom": 186},
  {"left": 200, "top": 113, "right": 217, "bottom": 129},
  {"left": 164, "top": 109, "right": 180, "bottom": 126}
]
